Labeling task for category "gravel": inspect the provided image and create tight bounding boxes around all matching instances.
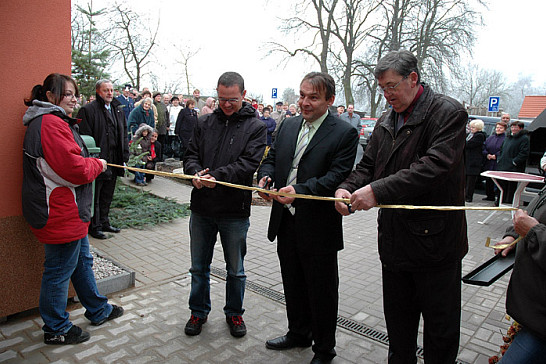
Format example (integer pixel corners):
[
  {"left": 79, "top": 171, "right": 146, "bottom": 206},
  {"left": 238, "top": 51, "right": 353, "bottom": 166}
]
[{"left": 91, "top": 250, "right": 126, "bottom": 280}]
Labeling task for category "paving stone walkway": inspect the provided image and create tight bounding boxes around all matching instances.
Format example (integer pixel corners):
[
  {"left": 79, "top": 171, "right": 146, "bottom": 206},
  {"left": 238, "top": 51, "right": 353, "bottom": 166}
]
[{"left": 0, "top": 176, "right": 516, "bottom": 363}]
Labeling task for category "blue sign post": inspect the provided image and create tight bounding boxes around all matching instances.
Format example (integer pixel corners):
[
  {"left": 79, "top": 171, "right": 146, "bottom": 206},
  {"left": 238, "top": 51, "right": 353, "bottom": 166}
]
[
  {"left": 272, "top": 88, "right": 278, "bottom": 99},
  {"left": 488, "top": 96, "right": 500, "bottom": 113}
]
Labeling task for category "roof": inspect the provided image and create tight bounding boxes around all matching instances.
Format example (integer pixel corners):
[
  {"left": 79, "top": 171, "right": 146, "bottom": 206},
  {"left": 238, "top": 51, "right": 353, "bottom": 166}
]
[{"left": 518, "top": 95, "right": 546, "bottom": 119}]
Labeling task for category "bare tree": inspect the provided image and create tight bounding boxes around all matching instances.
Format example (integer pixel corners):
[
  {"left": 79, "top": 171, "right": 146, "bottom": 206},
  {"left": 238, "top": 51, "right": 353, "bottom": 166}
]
[
  {"left": 404, "top": 0, "right": 486, "bottom": 92},
  {"left": 282, "top": 88, "right": 298, "bottom": 105},
  {"left": 329, "top": 0, "right": 381, "bottom": 106},
  {"left": 175, "top": 46, "right": 201, "bottom": 96},
  {"left": 267, "top": 0, "right": 339, "bottom": 73},
  {"left": 352, "top": 0, "right": 485, "bottom": 116},
  {"left": 455, "top": 64, "right": 509, "bottom": 112},
  {"left": 103, "top": 4, "right": 159, "bottom": 90}
]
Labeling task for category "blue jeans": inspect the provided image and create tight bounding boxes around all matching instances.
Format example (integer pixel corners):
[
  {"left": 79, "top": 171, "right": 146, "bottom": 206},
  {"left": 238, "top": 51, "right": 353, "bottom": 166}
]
[
  {"left": 499, "top": 327, "right": 546, "bottom": 364},
  {"left": 188, "top": 212, "right": 249, "bottom": 318},
  {"left": 134, "top": 171, "right": 145, "bottom": 184},
  {"left": 40, "top": 236, "right": 112, "bottom": 334}
]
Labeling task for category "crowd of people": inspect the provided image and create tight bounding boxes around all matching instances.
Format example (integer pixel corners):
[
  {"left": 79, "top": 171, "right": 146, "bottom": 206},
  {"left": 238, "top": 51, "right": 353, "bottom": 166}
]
[
  {"left": 20, "top": 48, "right": 546, "bottom": 364},
  {"left": 464, "top": 114, "right": 530, "bottom": 204}
]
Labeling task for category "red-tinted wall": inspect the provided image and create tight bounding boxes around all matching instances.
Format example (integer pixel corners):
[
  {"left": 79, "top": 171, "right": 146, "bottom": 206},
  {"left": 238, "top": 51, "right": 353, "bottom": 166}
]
[{"left": 0, "top": 0, "right": 72, "bottom": 316}]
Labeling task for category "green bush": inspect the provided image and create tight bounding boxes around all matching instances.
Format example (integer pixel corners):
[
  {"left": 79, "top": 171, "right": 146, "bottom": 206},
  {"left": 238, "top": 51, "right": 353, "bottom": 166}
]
[{"left": 109, "top": 179, "right": 189, "bottom": 229}]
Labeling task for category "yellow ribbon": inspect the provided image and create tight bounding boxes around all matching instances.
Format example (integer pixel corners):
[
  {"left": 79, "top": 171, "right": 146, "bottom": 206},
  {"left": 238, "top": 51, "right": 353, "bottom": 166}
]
[{"left": 109, "top": 163, "right": 518, "bottom": 212}]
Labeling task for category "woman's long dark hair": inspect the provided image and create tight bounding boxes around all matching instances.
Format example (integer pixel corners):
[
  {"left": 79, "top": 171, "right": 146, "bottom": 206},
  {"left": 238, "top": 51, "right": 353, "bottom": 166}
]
[{"left": 24, "top": 73, "right": 79, "bottom": 107}]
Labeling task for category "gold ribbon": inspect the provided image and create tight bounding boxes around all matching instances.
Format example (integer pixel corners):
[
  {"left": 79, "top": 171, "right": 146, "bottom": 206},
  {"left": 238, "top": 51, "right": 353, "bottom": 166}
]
[
  {"left": 109, "top": 163, "right": 518, "bottom": 212},
  {"left": 485, "top": 235, "right": 522, "bottom": 250}
]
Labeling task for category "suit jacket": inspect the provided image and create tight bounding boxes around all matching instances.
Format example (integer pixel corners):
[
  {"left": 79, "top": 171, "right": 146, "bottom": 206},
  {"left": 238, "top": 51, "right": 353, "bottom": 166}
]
[
  {"left": 258, "top": 112, "right": 358, "bottom": 253},
  {"left": 78, "top": 95, "right": 129, "bottom": 179}
]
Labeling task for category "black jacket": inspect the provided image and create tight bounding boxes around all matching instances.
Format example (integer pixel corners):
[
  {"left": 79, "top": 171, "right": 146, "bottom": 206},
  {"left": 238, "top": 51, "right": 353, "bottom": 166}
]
[
  {"left": 258, "top": 112, "right": 358, "bottom": 253},
  {"left": 497, "top": 130, "right": 530, "bottom": 172},
  {"left": 465, "top": 131, "right": 486, "bottom": 175},
  {"left": 504, "top": 187, "right": 546, "bottom": 342},
  {"left": 77, "top": 95, "right": 129, "bottom": 179},
  {"left": 183, "top": 102, "right": 267, "bottom": 218},
  {"left": 338, "top": 84, "right": 468, "bottom": 271},
  {"left": 175, "top": 107, "right": 198, "bottom": 149}
]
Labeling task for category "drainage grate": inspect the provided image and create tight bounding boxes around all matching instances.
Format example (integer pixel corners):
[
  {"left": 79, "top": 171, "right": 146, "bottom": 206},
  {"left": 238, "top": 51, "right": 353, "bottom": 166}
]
[{"left": 209, "top": 266, "right": 468, "bottom": 364}]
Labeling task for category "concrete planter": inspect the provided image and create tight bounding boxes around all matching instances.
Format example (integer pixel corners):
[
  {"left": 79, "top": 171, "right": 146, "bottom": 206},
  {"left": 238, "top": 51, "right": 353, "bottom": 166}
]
[{"left": 89, "top": 248, "right": 135, "bottom": 297}]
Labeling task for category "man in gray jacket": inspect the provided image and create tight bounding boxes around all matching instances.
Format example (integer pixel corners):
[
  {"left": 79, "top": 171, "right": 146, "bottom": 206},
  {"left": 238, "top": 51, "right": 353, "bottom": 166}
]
[{"left": 335, "top": 50, "right": 468, "bottom": 364}]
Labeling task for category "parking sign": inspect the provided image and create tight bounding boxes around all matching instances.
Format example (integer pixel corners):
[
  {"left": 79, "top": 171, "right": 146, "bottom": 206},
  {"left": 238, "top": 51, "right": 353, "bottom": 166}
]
[
  {"left": 488, "top": 96, "right": 500, "bottom": 112},
  {"left": 272, "top": 88, "right": 277, "bottom": 99}
]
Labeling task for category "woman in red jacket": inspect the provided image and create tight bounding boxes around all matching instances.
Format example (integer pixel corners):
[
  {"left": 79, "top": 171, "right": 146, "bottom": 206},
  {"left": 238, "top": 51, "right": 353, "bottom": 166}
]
[{"left": 22, "top": 73, "right": 123, "bottom": 345}]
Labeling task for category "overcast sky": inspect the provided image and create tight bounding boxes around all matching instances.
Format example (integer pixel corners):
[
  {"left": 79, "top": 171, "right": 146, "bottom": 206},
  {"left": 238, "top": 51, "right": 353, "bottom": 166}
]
[{"left": 79, "top": 0, "right": 546, "bottom": 105}]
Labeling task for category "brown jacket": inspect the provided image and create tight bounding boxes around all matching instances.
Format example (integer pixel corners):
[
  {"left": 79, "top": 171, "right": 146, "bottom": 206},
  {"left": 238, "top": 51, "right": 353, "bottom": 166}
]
[{"left": 338, "top": 84, "right": 469, "bottom": 271}]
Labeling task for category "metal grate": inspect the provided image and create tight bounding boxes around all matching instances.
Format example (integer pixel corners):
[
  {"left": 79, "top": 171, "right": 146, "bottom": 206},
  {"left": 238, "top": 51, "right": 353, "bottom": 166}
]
[{"left": 209, "top": 266, "right": 468, "bottom": 364}]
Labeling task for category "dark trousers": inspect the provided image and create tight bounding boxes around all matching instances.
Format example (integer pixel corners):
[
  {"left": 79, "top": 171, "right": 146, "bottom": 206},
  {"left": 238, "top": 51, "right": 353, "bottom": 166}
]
[
  {"left": 276, "top": 209, "right": 338, "bottom": 358},
  {"left": 485, "top": 177, "right": 496, "bottom": 200},
  {"left": 498, "top": 180, "right": 517, "bottom": 204},
  {"left": 465, "top": 175, "right": 478, "bottom": 201},
  {"left": 90, "top": 177, "right": 117, "bottom": 232},
  {"left": 158, "top": 134, "right": 167, "bottom": 159},
  {"left": 382, "top": 261, "right": 461, "bottom": 364}
]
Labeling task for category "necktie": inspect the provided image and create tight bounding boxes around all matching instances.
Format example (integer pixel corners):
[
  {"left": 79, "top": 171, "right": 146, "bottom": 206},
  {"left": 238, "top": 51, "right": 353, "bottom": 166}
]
[{"left": 287, "top": 122, "right": 312, "bottom": 187}]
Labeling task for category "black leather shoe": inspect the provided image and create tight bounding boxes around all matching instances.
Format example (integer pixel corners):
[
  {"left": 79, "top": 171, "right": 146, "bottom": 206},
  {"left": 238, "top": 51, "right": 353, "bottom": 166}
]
[
  {"left": 89, "top": 230, "right": 107, "bottom": 239},
  {"left": 102, "top": 225, "right": 121, "bottom": 233},
  {"left": 310, "top": 354, "right": 334, "bottom": 364},
  {"left": 266, "top": 335, "right": 312, "bottom": 350}
]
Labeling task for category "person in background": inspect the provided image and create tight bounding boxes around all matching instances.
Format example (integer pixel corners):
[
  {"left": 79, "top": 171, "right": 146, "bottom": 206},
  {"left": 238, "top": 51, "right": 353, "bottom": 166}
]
[
  {"left": 145, "top": 130, "right": 163, "bottom": 183},
  {"left": 128, "top": 97, "right": 155, "bottom": 134},
  {"left": 260, "top": 108, "right": 277, "bottom": 147},
  {"left": 497, "top": 120, "right": 530, "bottom": 204},
  {"left": 201, "top": 97, "right": 216, "bottom": 115},
  {"left": 339, "top": 104, "right": 360, "bottom": 131},
  {"left": 336, "top": 105, "right": 345, "bottom": 116},
  {"left": 22, "top": 73, "right": 124, "bottom": 345},
  {"left": 116, "top": 84, "right": 134, "bottom": 129},
  {"left": 163, "top": 93, "right": 172, "bottom": 106},
  {"left": 335, "top": 50, "right": 468, "bottom": 364},
  {"left": 175, "top": 98, "right": 198, "bottom": 159},
  {"left": 193, "top": 89, "right": 206, "bottom": 115},
  {"left": 135, "top": 90, "right": 158, "bottom": 125},
  {"left": 78, "top": 79, "right": 129, "bottom": 240},
  {"left": 182, "top": 71, "right": 266, "bottom": 338},
  {"left": 166, "top": 96, "right": 184, "bottom": 158},
  {"left": 464, "top": 119, "right": 487, "bottom": 202},
  {"left": 482, "top": 121, "right": 508, "bottom": 202},
  {"left": 130, "top": 123, "right": 153, "bottom": 186},
  {"left": 271, "top": 101, "right": 286, "bottom": 143},
  {"left": 153, "top": 92, "right": 169, "bottom": 159}
]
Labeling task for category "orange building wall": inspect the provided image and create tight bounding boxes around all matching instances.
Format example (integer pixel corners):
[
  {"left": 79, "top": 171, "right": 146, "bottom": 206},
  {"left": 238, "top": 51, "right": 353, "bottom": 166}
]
[{"left": 0, "top": 0, "right": 72, "bottom": 316}]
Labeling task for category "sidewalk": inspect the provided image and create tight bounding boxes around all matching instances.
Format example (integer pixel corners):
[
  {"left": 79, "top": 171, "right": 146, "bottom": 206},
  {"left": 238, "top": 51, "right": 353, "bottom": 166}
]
[{"left": 0, "top": 176, "right": 515, "bottom": 363}]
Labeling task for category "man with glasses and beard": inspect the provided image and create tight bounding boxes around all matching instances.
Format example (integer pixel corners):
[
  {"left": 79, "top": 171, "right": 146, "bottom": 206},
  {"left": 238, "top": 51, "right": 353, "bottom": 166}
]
[
  {"left": 182, "top": 72, "right": 266, "bottom": 339},
  {"left": 335, "top": 50, "right": 468, "bottom": 364}
]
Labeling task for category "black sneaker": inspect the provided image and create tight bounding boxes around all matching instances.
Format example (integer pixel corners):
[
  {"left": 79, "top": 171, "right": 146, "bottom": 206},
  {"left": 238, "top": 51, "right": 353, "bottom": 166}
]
[
  {"left": 185, "top": 315, "right": 207, "bottom": 336},
  {"left": 91, "top": 305, "right": 124, "bottom": 326},
  {"left": 44, "top": 325, "right": 90, "bottom": 345},
  {"left": 226, "top": 315, "right": 247, "bottom": 337}
]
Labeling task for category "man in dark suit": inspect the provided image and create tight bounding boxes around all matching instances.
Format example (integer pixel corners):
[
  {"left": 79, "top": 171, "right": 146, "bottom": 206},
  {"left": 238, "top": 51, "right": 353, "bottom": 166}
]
[
  {"left": 78, "top": 80, "right": 129, "bottom": 240},
  {"left": 257, "top": 72, "right": 358, "bottom": 364}
]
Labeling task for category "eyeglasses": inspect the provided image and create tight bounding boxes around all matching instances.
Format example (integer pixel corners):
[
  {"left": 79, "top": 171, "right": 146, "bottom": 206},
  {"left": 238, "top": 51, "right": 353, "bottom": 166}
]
[
  {"left": 218, "top": 97, "right": 240, "bottom": 104},
  {"left": 63, "top": 92, "right": 77, "bottom": 99},
  {"left": 377, "top": 76, "right": 408, "bottom": 95}
]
